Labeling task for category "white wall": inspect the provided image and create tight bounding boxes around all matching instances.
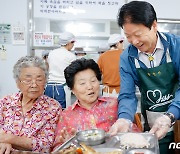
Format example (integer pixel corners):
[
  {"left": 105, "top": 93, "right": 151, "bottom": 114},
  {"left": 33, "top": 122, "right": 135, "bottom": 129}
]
[
  {"left": 147, "top": 0, "right": 180, "bottom": 20},
  {"left": 0, "top": 0, "right": 28, "bottom": 98},
  {"left": 128, "top": 0, "right": 180, "bottom": 20}
]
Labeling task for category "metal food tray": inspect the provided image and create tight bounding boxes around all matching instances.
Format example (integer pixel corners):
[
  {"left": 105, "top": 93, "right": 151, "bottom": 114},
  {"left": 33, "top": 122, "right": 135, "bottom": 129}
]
[
  {"left": 97, "top": 132, "right": 160, "bottom": 154},
  {"left": 53, "top": 132, "right": 159, "bottom": 154}
]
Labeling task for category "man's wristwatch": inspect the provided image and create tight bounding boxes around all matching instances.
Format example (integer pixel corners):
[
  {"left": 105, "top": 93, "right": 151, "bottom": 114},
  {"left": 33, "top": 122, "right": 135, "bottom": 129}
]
[{"left": 164, "top": 112, "right": 175, "bottom": 127}]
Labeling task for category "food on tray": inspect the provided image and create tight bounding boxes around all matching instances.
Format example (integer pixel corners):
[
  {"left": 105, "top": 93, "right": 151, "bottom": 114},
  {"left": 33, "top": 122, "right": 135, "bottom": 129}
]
[
  {"left": 76, "top": 147, "right": 83, "bottom": 154},
  {"left": 82, "top": 132, "right": 102, "bottom": 140},
  {"left": 104, "top": 152, "right": 122, "bottom": 154},
  {"left": 54, "top": 144, "right": 78, "bottom": 154},
  {"left": 11, "top": 150, "right": 39, "bottom": 154},
  {"left": 54, "top": 143, "right": 122, "bottom": 154},
  {"left": 80, "top": 143, "right": 97, "bottom": 153},
  {"left": 76, "top": 129, "right": 106, "bottom": 146},
  {"left": 80, "top": 143, "right": 122, "bottom": 154},
  {"left": 120, "top": 133, "right": 150, "bottom": 148}
]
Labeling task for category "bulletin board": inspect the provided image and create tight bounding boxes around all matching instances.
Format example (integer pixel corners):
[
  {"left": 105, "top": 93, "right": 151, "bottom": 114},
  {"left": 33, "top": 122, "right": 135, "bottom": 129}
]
[{"left": 34, "top": 0, "right": 124, "bottom": 20}]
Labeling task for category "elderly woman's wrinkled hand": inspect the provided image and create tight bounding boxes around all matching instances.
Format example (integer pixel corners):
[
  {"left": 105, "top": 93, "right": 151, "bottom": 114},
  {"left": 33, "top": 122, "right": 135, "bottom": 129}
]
[
  {"left": 108, "top": 118, "right": 132, "bottom": 136},
  {"left": 0, "top": 143, "right": 12, "bottom": 154},
  {"left": 149, "top": 115, "right": 171, "bottom": 140},
  {"left": 53, "top": 127, "right": 76, "bottom": 150},
  {"left": 0, "top": 129, "right": 13, "bottom": 154},
  {"left": 58, "top": 127, "right": 76, "bottom": 143},
  {"left": 0, "top": 129, "right": 7, "bottom": 142}
]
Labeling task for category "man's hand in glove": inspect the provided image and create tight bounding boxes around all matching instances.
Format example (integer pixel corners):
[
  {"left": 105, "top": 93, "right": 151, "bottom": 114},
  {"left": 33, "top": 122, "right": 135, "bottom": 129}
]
[
  {"left": 108, "top": 118, "right": 132, "bottom": 136},
  {"left": 149, "top": 115, "right": 171, "bottom": 139}
]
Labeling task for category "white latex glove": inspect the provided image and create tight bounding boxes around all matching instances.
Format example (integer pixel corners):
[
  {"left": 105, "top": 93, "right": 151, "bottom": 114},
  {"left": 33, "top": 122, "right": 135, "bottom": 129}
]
[
  {"left": 108, "top": 118, "right": 132, "bottom": 136},
  {"left": 149, "top": 115, "right": 171, "bottom": 140}
]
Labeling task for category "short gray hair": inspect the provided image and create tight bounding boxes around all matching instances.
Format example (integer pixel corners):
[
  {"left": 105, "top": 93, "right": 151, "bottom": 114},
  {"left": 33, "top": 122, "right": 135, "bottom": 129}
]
[{"left": 13, "top": 56, "right": 48, "bottom": 80}]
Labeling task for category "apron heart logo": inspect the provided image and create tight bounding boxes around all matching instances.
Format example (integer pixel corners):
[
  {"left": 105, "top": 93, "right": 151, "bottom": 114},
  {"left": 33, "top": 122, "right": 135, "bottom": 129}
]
[{"left": 147, "top": 89, "right": 162, "bottom": 104}]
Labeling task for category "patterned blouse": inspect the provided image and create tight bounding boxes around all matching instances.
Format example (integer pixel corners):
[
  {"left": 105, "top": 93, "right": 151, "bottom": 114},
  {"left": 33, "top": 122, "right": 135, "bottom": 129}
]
[
  {"left": 0, "top": 92, "right": 62, "bottom": 153},
  {"left": 54, "top": 97, "right": 118, "bottom": 146}
]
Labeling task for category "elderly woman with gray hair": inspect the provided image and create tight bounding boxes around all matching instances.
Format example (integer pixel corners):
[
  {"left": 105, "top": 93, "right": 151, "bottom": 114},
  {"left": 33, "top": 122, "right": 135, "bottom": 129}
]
[{"left": 0, "top": 56, "right": 62, "bottom": 153}]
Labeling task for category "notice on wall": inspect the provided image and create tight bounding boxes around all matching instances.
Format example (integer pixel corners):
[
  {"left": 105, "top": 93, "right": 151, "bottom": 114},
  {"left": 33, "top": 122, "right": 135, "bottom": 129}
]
[
  {"left": 12, "top": 26, "right": 25, "bottom": 45},
  {"left": 0, "top": 24, "right": 11, "bottom": 44},
  {"left": 34, "top": 0, "right": 124, "bottom": 20},
  {"left": 0, "top": 51, "right": 7, "bottom": 60},
  {"left": 33, "top": 32, "right": 54, "bottom": 46},
  {"left": 0, "top": 45, "right": 7, "bottom": 60}
]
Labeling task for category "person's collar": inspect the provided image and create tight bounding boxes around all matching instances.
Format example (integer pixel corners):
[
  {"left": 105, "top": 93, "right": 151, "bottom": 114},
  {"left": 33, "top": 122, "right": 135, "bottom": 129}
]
[
  {"left": 60, "top": 46, "right": 66, "bottom": 49},
  {"left": 108, "top": 49, "right": 122, "bottom": 52},
  {"left": 71, "top": 97, "right": 106, "bottom": 110},
  {"left": 10, "top": 92, "right": 22, "bottom": 107},
  {"left": 71, "top": 100, "right": 79, "bottom": 110},
  {"left": 8, "top": 92, "right": 43, "bottom": 111},
  {"left": 19, "top": 92, "right": 41, "bottom": 109},
  {"left": 156, "top": 33, "right": 164, "bottom": 50}
]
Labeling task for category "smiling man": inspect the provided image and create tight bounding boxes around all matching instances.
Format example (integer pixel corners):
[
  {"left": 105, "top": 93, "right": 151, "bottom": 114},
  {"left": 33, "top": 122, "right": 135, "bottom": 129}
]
[{"left": 108, "top": 1, "right": 180, "bottom": 154}]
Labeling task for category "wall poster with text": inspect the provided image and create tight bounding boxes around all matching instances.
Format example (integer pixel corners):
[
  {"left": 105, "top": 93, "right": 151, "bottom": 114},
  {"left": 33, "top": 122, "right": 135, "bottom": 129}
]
[
  {"left": 34, "top": 0, "right": 124, "bottom": 20},
  {"left": 12, "top": 26, "right": 26, "bottom": 45},
  {"left": 34, "top": 32, "right": 54, "bottom": 46},
  {"left": 0, "top": 24, "right": 11, "bottom": 44}
]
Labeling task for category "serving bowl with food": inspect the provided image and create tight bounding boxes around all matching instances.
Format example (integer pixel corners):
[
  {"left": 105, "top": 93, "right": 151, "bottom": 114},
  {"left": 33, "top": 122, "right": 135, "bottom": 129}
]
[{"left": 76, "top": 129, "right": 109, "bottom": 146}]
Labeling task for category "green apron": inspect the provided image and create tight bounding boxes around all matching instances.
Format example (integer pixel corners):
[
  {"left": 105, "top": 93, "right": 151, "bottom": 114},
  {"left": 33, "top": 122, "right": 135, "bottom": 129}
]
[{"left": 136, "top": 56, "right": 178, "bottom": 154}]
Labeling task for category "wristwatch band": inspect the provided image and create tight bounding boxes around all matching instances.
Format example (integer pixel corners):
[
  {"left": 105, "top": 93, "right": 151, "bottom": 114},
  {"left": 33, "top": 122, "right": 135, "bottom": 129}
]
[{"left": 164, "top": 112, "right": 175, "bottom": 127}]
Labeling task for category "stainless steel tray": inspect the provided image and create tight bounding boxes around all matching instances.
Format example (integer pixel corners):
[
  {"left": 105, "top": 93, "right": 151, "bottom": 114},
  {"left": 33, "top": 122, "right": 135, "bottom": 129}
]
[
  {"left": 52, "top": 135, "right": 77, "bottom": 153},
  {"left": 95, "top": 147, "right": 123, "bottom": 153},
  {"left": 126, "top": 149, "right": 155, "bottom": 154},
  {"left": 95, "top": 133, "right": 159, "bottom": 154},
  {"left": 53, "top": 132, "right": 159, "bottom": 154}
]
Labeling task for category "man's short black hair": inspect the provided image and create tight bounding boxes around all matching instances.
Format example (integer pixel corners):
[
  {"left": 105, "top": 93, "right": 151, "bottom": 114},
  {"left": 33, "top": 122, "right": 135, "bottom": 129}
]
[{"left": 117, "top": 1, "right": 157, "bottom": 29}]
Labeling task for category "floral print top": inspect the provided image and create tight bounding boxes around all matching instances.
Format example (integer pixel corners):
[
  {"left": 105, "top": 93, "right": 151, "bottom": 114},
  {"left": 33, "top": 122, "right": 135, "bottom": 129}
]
[
  {"left": 0, "top": 92, "right": 62, "bottom": 153},
  {"left": 54, "top": 97, "right": 118, "bottom": 146}
]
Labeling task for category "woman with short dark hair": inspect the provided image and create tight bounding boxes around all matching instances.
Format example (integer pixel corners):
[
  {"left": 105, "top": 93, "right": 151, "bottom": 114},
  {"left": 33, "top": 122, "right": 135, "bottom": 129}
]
[{"left": 53, "top": 58, "right": 139, "bottom": 150}]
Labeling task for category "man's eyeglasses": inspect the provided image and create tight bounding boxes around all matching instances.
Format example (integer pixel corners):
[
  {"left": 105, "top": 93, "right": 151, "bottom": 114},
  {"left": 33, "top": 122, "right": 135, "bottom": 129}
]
[{"left": 19, "top": 79, "right": 45, "bottom": 86}]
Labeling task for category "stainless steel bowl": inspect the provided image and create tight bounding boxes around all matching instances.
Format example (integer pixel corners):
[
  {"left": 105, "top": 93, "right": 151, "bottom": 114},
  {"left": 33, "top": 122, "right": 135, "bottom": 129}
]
[{"left": 76, "top": 129, "right": 106, "bottom": 146}]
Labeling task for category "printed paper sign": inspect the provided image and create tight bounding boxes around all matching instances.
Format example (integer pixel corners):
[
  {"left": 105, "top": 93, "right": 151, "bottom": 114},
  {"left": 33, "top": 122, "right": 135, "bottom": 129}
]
[
  {"left": 12, "top": 26, "right": 25, "bottom": 45},
  {"left": 0, "top": 24, "right": 11, "bottom": 44},
  {"left": 33, "top": 32, "right": 53, "bottom": 46}
]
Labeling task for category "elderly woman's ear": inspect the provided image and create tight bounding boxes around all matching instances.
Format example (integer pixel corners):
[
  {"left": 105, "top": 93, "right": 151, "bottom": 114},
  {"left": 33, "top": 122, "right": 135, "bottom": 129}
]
[
  {"left": 16, "top": 80, "right": 20, "bottom": 89},
  {"left": 16, "top": 79, "right": 23, "bottom": 91}
]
